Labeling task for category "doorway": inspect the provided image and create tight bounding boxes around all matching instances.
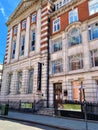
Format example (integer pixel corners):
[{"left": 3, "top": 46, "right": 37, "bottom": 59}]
[{"left": 54, "top": 83, "right": 62, "bottom": 108}]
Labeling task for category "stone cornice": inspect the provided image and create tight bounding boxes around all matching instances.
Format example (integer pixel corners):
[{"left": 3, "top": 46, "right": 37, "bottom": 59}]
[
  {"left": 49, "top": 0, "right": 86, "bottom": 18},
  {"left": 6, "top": 0, "right": 38, "bottom": 26}
]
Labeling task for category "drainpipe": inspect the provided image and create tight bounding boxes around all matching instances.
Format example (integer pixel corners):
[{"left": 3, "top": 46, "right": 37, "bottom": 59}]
[{"left": 46, "top": 17, "right": 50, "bottom": 108}]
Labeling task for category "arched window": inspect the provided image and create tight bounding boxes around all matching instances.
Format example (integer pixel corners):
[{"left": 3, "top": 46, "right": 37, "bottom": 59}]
[{"left": 68, "top": 27, "right": 82, "bottom": 47}]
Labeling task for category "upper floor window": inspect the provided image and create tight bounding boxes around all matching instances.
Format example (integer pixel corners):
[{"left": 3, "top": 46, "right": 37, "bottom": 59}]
[
  {"left": 21, "top": 20, "right": 26, "bottom": 30},
  {"left": 69, "top": 9, "right": 78, "bottom": 24},
  {"left": 31, "top": 14, "right": 36, "bottom": 23},
  {"left": 89, "top": 0, "right": 98, "bottom": 15},
  {"left": 91, "top": 49, "right": 98, "bottom": 67},
  {"left": 20, "top": 35, "right": 25, "bottom": 56},
  {"left": 30, "top": 30, "right": 35, "bottom": 51},
  {"left": 51, "top": 39, "right": 62, "bottom": 53},
  {"left": 13, "top": 26, "right": 18, "bottom": 35},
  {"left": 28, "top": 69, "right": 34, "bottom": 93},
  {"left": 11, "top": 40, "right": 16, "bottom": 59},
  {"left": 55, "top": 0, "right": 72, "bottom": 11},
  {"left": 53, "top": 18, "right": 60, "bottom": 33},
  {"left": 68, "top": 27, "right": 82, "bottom": 47},
  {"left": 51, "top": 59, "right": 63, "bottom": 74},
  {"left": 88, "top": 22, "right": 98, "bottom": 40},
  {"left": 69, "top": 54, "right": 83, "bottom": 71}
]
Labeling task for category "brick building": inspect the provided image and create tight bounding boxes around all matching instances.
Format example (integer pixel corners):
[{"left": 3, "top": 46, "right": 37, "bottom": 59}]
[{"left": 1, "top": 0, "right": 98, "bottom": 107}]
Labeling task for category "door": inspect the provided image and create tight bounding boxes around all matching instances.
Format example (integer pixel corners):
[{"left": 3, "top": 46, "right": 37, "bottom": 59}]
[{"left": 54, "top": 83, "right": 62, "bottom": 108}]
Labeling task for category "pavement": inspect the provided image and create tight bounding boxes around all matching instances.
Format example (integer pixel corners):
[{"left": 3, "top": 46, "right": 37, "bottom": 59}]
[{"left": 0, "top": 111, "right": 98, "bottom": 130}]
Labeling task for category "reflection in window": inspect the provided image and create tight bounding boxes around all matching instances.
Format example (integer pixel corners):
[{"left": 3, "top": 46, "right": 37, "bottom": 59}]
[
  {"left": 88, "top": 23, "right": 98, "bottom": 40},
  {"left": 52, "top": 59, "right": 63, "bottom": 74},
  {"left": 52, "top": 39, "right": 62, "bottom": 53},
  {"left": 20, "top": 35, "right": 25, "bottom": 56},
  {"left": 89, "top": 0, "right": 98, "bottom": 15},
  {"left": 69, "top": 9, "right": 78, "bottom": 24},
  {"left": 28, "top": 69, "right": 34, "bottom": 93},
  {"left": 11, "top": 40, "right": 16, "bottom": 59},
  {"left": 68, "top": 28, "right": 82, "bottom": 47},
  {"left": 69, "top": 54, "right": 83, "bottom": 71},
  {"left": 53, "top": 18, "right": 60, "bottom": 33},
  {"left": 30, "top": 30, "right": 35, "bottom": 51},
  {"left": 91, "top": 49, "right": 98, "bottom": 67}
]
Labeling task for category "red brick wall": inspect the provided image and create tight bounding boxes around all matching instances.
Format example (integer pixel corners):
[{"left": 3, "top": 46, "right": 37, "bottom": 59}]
[{"left": 50, "top": 0, "right": 98, "bottom": 36}]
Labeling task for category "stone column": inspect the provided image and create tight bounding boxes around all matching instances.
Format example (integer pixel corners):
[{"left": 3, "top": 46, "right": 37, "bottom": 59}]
[
  {"left": 82, "top": 24, "right": 90, "bottom": 71},
  {"left": 25, "top": 16, "right": 30, "bottom": 57},
  {"left": 21, "top": 69, "right": 29, "bottom": 94},
  {"left": 10, "top": 71, "right": 18, "bottom": 95},
  {"left": 65, "top": 32, "right": 69, "bottom": 74},
  {"left": 7, "top": 28, "right": 12, "bottom": 63},
  {"left": 36, "top": 8, "right": 41, "bottom": 53},
  {"left": 15, "top": 23, "right": 21, "bottom": 60},
  {"left": 1, "top": 71, "right": 9, "bottom": 96}
]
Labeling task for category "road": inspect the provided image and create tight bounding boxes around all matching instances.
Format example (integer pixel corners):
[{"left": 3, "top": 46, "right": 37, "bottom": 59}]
[{"left": 0, "top": 118, "right": 61, "bottom": 130}]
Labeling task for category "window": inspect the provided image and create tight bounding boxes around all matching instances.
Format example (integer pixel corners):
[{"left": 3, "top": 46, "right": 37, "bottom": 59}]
[
  {"left": 89, "top": 0, "right": 98, "bottom": 15},
  {"left": 55, "top": 0, "right": 72, "bottom": 11},
  {"left": 13, "top": 26, "right": 18, "bottom": 35},
  {"left": 69, "top": 54, "right": 83, "bottom": 71},
  {"left": 21, "top": 20, "right": 26, "bottom": 29},
  {"left": 52, "top": 59, "right": 63, "bottom": 74},
  {"left": 52, "top": 39, "right": 62, "bottom": 53},
  {"left": 8, "top": 74, "right": 13, "bottom": 94},
  {"left": 91, "top": 49, "right": 98, "bottom": 67},
  {"left": 88, "top": 23, "right": 98, "bottom": 40},
  {"left": 18, "top": 72, "right": 22, "bottom": 94},
  {"left": 30, "top": 30, "right": 35, "bottom": 51},
  {"left": 69, "top": 9, "right": 78, "bottom": 24},
  {"left": 20, "top": 35, "right": 25, "bottom": 56},
  {"left": 31, "top": 14, "right": 36, "bottom": 23},
  {"left": 28, "top": 69, "right": 34, "bottom": 93},
  {"left": 68, "top": 28, "right": 82, "bottom": 47},
  {"left": 11, "top": 40, "right": 16, "bottom": 59},
  {"left": 53, "top": 18, "right": 60, "bottom": 33}
]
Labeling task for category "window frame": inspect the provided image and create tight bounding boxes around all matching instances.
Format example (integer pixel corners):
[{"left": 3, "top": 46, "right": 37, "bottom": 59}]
[
  {"left": 28, "top": 69, "right": 34, "bottom": 93},
  {"left": 53, "top": 18, "right": 60, "bottom": 33},
  {"left": 21, "top": 19, "right": 26, "bottom": 30},
  {"left": 51, "top": 59, "right": 63, "bottom": 74},
  {"left": 89, "top": 0, "right": 98, "bottom": 15},
  {"left": 11, "top": 40, "right": 16, "bottom": 59},
  {"left": 68, "top": 27, "right": 82, "bottom": 47},
  {"left": 52, "top": 39, "right": 62, "bottom": 53},
  {"left": 30, "top": 30, "right": 35, "bottom": 51},
  {"left": 31, "top": 13, "right": 36, "bottom": 23},
  {"left": 20, "top": 35, "right": 25, "bottom": 56},
  {"left": 91, "top": 49, "right": 98, "bottom": 67},
  {"left": 69, "top": 8, "right": 78, "bottom": 24},
  {"left": 69, "top": 54, "right": 83, "bottom": 71}
]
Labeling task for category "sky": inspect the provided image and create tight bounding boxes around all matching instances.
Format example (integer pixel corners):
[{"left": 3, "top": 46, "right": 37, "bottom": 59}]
[{"left": 0, "top": 0, "right": 21, "bottom": 64}]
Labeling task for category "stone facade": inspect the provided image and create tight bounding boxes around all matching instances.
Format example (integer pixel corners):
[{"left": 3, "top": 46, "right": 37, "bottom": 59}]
[{"left": 1, "top": 0, "right": 98, "bottom": 107}]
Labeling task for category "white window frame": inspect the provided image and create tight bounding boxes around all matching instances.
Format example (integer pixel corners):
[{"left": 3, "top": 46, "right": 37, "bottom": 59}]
[
  {"left": 30, "top": 30, "right": 35, "bottom": 51},
  {"left": 91, "top": 49, "right": 98, "bottom": 67},
  {"left": 31, "top": 14, "right": 36, "bottom": 23},
  {"left": 51, "top": 59, "right": 63, "bottom": 74},
  {"left": 20, "top": 35, "right": 25, "bottom": 56},
  {"left": 13, "top": 26, "right": 17, "bottom": 35},
  {"left": 52, "top": 39, "right": 62, "bottom": 53},
  {"left": 53, "top": 18, "right": 60, "bottom": 33},
  {"left": 22, "top": 20, "right": 26, "bottom": 29},
  {"left": 69, "top": 8, "right": 78, "bottom": 24},
  {"left": 11, "top": 40, "right": 16, "bottom": 59},
  {"left": 89, "top": 0, "right": 98, "bottom": 15}
]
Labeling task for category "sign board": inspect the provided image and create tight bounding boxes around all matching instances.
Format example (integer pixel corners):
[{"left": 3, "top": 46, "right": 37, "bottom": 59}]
[{"left": 21, "top": 103, "right": 33, "bottom": 109}]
